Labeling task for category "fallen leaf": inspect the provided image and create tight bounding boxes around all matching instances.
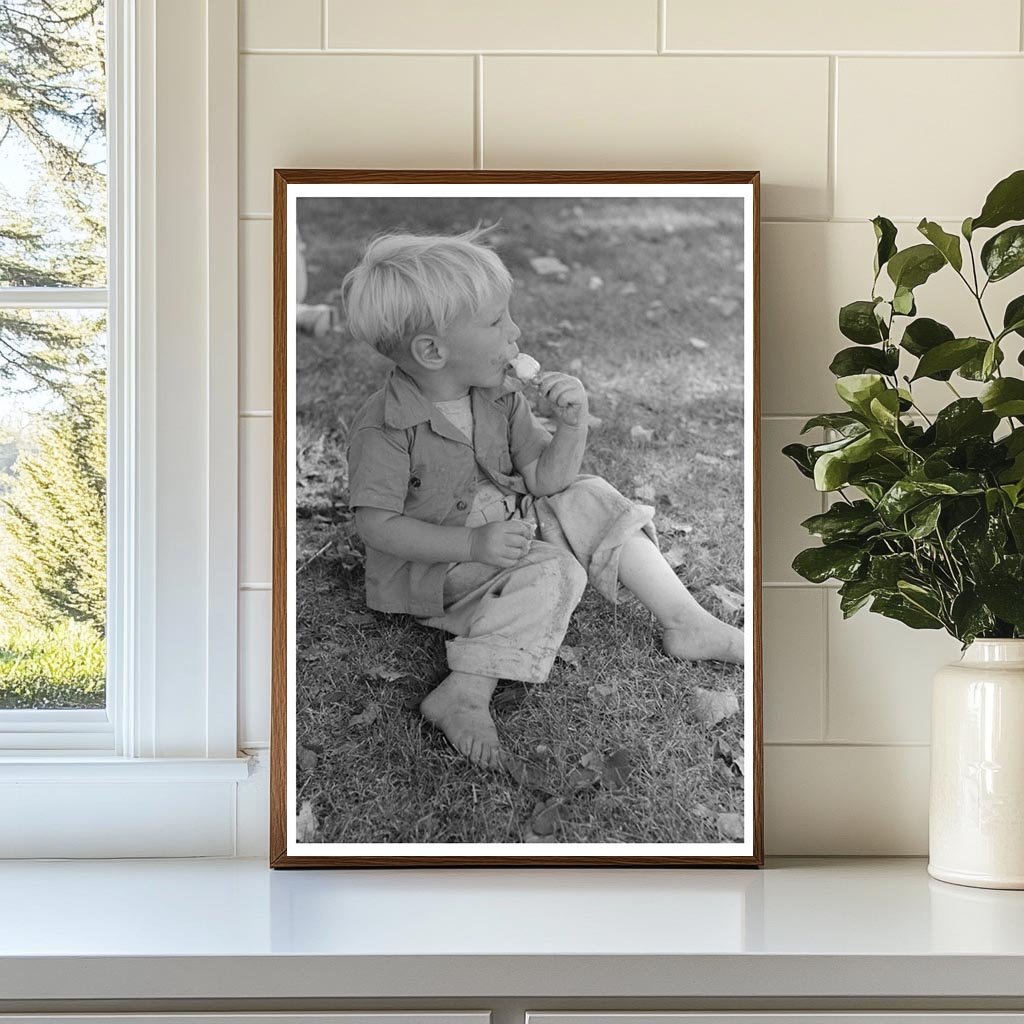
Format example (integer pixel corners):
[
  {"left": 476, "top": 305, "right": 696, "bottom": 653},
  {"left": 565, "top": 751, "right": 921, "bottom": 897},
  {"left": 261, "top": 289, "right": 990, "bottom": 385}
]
[
  {"left": 692, "top": 802, "right": 712, "bottom": 819},
  {"left": 529, "top": 743, "right": 557, "bottom": 765},
  {"left": 580, "top": 750, "right": 605, "bottom": 772},
  {"left": 723, "top": 447, "right": 738, "bottom": 458},
  {"left": 733, "top": 755, "right": 746, "bottom": 777},
  {"left": 689, "top": 336, "right": 709, "bottom": 351},
  {"left": 530, "top": 255, "right": 569, "bottom": 277},
  {"left": 708, "top": 295, "right": 740, "bottom": 317},
  {"left": 629, "top": 424, "right": 655, "bottom": 444},
  {"left": 402, "top": 692, "right": 425, "bottom": 711},
  {"left": 664, "top": 543, "right": 687, "bottom": 569},
  {"left": 633, "top": 478, "right": 656, "bottom": 502},
  {"left": 530, "top": 797, "right": 565, "bottom": 836},
  {"left": 297, "top": 745, "right": 318, "bottom": 772},
  {"left": 586, "top": 414, "right": 603, "bottom": 428},
  {"left": 713, "top": 736, "right": 744, "bottom": 777},
  {"left": 693, "top": 687, "right": 740, "bottom": 728},
  {"left": 507, "top": 759, "right": 558, "bottom": 795},
  {"left": 711, "top": 584, "right": 744, "bottom": 614},
  {"left": 660, "top": 513, "right": 694, "bottom": 536},
  {"left": 368, "top": 663, "right": 407, "bottom": 683},
  {"left": 556, "top": 645, "right": 580, "bottom": 669},
  {"left": 566, "top": 766, "right": 601, "bottom": 790},
  {"left": 348, "top": 702, "right": 380, "bottom": 728},
  {"left": 587, "top": 681, "right": 618, "bottom": 706},
  {"left": 695, "top": 452, "right": 723, "bottom": 466},
  {"left": 296, "top": 801, "right": 319, "bottom": 842},
  {"left": 717, "top": 812, "right": 744, "bottom": 841},
  {"left": 601, "top": 748, "right": 634, "bottom": 791},
  {"left": 524, "top": 830, "right": 557, "bottom": 843},
  {"left": 342, "top": 612, "right": 376, "bottom": 628}
]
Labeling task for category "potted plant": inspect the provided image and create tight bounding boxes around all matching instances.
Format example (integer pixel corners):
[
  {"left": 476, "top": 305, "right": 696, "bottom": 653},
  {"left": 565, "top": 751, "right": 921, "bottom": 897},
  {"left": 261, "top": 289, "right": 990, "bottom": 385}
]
[{"left": 785, "top": 169, "right": 1024, "bottom": 889}]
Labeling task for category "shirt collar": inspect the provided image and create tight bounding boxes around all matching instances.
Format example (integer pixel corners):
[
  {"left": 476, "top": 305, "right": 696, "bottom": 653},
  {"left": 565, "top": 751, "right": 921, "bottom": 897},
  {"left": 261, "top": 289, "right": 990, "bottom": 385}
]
[{"left": 382, "top": 365, "right": 517, "bottom": 430}]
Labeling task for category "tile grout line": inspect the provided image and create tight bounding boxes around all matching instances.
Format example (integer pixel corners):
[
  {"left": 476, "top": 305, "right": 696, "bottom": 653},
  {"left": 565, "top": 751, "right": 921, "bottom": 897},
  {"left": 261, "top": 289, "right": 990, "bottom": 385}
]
[
  {"left": 827, "top": 55, "right": 838, "bottom": 220},
  {"left": 474, "top": 55, "right": 484, "bottom": 169},
  {"left": 238, "top": 47, "right": 1024, "bottom": 57}
]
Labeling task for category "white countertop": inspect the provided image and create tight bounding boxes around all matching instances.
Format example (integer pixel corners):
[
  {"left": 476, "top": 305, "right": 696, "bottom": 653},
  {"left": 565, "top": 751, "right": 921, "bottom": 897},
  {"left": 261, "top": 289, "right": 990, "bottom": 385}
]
[{"left": 1, "top": 857, "right": 1023, "bottom": 1001}]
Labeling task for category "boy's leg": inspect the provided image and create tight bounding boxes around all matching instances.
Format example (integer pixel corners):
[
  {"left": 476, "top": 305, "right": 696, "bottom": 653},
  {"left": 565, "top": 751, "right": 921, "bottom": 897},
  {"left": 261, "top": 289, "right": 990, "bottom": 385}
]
[
  {"left": 617, "top": 532, "right": 744, "bottom": 664},
  {"left": 418, "top": 542, "right": 587, "bottom": 767},
  {"left": 535, "top": 476, "right": 743, "bottom": 664}
]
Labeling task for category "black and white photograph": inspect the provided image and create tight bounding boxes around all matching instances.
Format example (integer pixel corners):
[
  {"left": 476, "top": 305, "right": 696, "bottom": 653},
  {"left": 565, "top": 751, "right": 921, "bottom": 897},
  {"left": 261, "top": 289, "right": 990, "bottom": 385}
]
[{"left": 271, "top": 172, "right": 762, "bottom": 866}]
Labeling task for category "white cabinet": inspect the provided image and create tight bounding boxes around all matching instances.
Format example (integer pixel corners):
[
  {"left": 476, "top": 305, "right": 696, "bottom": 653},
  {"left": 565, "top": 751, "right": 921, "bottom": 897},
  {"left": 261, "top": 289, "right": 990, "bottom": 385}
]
[{"left": 528, "top": 1017, "right": 1024, "bottom": 1024}]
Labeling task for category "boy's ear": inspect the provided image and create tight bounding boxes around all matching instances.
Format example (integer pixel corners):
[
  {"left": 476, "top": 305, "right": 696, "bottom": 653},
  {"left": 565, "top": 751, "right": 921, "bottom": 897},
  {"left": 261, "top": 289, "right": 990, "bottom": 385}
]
[{"left": 408, "top": 333, "right": 448, "bottom": 370}]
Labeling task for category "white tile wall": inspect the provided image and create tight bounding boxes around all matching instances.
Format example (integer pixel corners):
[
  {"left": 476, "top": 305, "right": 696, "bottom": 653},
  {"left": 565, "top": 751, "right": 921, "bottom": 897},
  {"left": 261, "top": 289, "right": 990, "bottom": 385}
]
[{"left": 236, "top": 3, "right": 1024, "bottom": 853}]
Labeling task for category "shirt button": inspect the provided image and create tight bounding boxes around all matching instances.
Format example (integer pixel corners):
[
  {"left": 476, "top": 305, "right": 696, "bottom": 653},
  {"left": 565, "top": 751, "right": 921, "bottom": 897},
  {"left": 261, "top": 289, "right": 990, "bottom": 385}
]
[{"left": 456, "top": 500, "right": 467, "bottom": 511}]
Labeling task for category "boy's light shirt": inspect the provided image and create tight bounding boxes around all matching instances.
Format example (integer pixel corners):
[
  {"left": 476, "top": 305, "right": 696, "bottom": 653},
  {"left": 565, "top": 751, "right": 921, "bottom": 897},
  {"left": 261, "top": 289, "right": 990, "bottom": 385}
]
[
  {"left": 433, "top": 396, "right": 515, "bottom": 527},
  {"left": 347, "top": 366, "right": 552, "bottom": 617}
]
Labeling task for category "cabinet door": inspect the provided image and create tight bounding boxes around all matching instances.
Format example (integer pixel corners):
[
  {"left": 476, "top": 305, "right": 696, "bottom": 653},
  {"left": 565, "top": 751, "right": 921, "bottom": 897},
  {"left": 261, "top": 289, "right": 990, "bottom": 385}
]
[
  {"left": 528, "top": 1016, "right": 1024, "bottom": 1024},
  {"left": 0, "top": 1015, "right": 490, "bottom": 1024}
]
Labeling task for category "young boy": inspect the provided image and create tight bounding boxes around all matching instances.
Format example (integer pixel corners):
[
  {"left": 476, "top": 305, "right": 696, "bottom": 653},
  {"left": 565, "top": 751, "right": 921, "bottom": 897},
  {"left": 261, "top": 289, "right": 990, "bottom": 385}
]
[{"left": 343, "top": 226, "right": 743, "bottom": 770}]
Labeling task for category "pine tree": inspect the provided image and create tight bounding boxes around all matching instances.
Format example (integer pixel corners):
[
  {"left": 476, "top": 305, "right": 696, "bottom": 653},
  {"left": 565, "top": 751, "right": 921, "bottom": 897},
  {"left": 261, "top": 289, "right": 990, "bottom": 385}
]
[
  {"left": 0, "top": 371, "right": 105, "bottom": 632},
  {"left": 0, "top": 0, "right": 106, "bottom": 394}
]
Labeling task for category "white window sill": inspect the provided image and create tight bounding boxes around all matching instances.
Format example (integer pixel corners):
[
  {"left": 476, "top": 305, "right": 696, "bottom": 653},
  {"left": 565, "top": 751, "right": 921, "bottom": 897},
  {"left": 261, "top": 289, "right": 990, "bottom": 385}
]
[{"left": 0, "top": 754, "right": 252, "bottom": 781}]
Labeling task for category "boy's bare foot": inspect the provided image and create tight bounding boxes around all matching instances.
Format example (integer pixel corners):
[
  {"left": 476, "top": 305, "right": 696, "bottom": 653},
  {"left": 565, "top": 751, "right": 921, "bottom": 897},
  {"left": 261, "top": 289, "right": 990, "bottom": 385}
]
[
  {"left": 661, "top": 608, "right": 745, "bottom": 665},
  {"left": 419, "top": 671, "right": 503, "bottom": 768}
]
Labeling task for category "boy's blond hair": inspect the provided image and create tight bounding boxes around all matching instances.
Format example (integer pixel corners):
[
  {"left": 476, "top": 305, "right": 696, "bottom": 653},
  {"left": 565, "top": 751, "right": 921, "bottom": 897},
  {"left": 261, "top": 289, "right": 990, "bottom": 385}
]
[{"left": 341, "top": 223, "right": 512, "bottom": 361}]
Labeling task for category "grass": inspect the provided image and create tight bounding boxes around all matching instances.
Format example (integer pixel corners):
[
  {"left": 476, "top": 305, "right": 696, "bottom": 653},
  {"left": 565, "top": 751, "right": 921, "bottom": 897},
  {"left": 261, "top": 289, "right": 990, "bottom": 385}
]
[
  {"left": 0, "top": 618, "right": 105, "bottom": 709},
  {"left": 294, "top": 196, "right": 747, "bottom": 845}
]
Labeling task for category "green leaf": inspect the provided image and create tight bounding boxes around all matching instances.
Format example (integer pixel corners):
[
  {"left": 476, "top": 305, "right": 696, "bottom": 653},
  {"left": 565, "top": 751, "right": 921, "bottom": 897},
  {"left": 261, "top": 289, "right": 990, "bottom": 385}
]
[
  {"left": 814, "top": 450, "right": 850, "bottom": 491},
  {"left": 979, "top": 378, "right": 1024, "bottom": 418},
  {"left": 839, "top": 300, "right": 887, "bottom": 345},
  {"left": 782, "top": 442, "right": 814, "bottom": 479},
  {"left": 917, "top": 219, "right": 963, "bottom": 272},
  {"left": 877, "top": 479, "right": 958, "bottom": 524},
  {"left": 911, "top": 338, "right": 988, "bottom": 381},
  {"left": 829, "top": 345, "right": 899, "bottom": 378},
  {"left": 960, "top": 344, "right": 1004, "bottom": 381},
  {"left": 835, "top": 373, "right": 886, "bottom": 414},
  {"left": 950, "top": 593, "right": 996, "bottom": 644},
  {"left": 971, "top": 169, "right": 1024, "bottom": 232},
  {"left": 868, "top": 389, "right": 902, "bottom": 430},
  {"left": 934, "top": 399, "right": 999, "bottom": 445},
  {"left": 792, "top": 543, "right": 866, "bottom": 584},
  {"left": 892, "top": 286, "right": 916, "bottom": 316},
  {"left": 800, "top": 413, "right": 865, "bottom": 435},
  {"left": 872, "top": 215, "right": 898, "bottom": 276},
  {"left": 868, "top": 552, "right": 915, "bottom": 587},
  {"left": 886, "top": 244, "right": 946, "bottom": 291},
  {"left": 976, "top": 579, "right": 1024, "bottom": 629},
  {"left": 1003, "top": 295, "right": 1024, "bottom": 339},
  {"left": 981, "top": 225, "right": 1024, "bottom": 283},
  {"left": 962, "top": 216, "right": 974, "bottom": 241},
  {"left": 900, "top": 318, "right": 955, "bottom": 372},
  {"left": 800, "top": 501, "right": 880, "bottom": 543},
  {"left": 838, "top": 578, "right": 881, "bottom": 617},
  {"left": 982, "top": 341, "right": 1001, "bottom": 381},
  {"left": 908, "top": 500, "right": 942, "bottom": 539}
]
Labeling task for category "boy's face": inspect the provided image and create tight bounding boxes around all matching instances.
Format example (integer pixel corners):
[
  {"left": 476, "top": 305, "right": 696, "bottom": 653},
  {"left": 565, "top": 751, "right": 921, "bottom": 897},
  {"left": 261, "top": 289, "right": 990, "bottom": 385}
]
[{"left": 440, "top": 286, "right": 522, "bottom": 390}]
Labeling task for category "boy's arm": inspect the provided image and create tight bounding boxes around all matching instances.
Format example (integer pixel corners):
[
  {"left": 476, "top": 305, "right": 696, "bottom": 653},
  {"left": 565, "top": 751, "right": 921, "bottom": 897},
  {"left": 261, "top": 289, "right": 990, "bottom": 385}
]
[
  {"left": 513, "top": 372, "right": 589, "bottom": 497},
  {"left": 355, "top": 507, "right": 533, "bottom": 569}
]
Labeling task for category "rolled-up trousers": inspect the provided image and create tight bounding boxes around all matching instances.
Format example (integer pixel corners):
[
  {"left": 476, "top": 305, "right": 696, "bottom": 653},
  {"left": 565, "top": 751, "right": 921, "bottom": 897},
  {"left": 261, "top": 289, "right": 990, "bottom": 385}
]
[{"left": 417, "top": 475, "right": 656, "bottom": 683}]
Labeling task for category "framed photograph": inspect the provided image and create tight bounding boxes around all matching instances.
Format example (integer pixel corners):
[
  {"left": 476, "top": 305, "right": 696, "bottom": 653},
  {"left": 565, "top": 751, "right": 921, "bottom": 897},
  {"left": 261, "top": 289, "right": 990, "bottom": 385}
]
[{"left": 270, "top": 170, "right": 762, "bottom": 867}]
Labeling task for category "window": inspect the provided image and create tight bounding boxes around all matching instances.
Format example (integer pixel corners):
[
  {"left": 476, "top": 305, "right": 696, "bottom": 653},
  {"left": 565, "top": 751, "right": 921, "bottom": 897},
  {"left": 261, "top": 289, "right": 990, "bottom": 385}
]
[
  {"left": 0, "top": 1, "right": 111, "bottom": 750},
  {"left": 0, "top": 0, "right": 246, "bottom": 861}
]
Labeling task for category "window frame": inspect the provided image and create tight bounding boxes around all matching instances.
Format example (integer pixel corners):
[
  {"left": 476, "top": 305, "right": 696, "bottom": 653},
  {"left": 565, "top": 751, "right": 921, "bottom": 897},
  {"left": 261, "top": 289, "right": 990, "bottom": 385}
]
[{"left": 0, "top": 0, "right": 248, "bottom": 856}]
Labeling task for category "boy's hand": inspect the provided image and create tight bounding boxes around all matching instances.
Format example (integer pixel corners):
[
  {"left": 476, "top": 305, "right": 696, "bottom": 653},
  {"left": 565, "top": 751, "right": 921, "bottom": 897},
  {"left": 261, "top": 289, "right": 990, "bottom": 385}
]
[
  {"left": 538, "top": 372, "right": 589, "bottom": 428},
  {"left": 469, "top": 520, "right": 535, "bottom": 568}
]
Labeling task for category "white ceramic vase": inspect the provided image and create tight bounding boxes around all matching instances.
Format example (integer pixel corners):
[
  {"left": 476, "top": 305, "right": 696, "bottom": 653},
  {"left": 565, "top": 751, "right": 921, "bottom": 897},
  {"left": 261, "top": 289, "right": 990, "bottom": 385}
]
[{"left": 929, "top": 639, "right": 1024, "bottom": 889}]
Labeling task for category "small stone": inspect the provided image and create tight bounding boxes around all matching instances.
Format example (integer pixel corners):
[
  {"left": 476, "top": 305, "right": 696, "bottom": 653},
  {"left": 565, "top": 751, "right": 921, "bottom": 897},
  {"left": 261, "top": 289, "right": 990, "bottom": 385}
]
[
  {"left": 588, "top": 275, "right": 603, "bottom": 290},
  {"left": 689, "top": 336, "right": 709, "bottom": 351}
]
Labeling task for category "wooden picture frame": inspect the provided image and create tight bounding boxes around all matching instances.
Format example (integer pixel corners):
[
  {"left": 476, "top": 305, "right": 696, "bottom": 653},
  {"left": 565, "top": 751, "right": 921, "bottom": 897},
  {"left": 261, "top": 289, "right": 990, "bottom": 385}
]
[{"left": 271, "top": 170, "right": 762, "bottom": 867}]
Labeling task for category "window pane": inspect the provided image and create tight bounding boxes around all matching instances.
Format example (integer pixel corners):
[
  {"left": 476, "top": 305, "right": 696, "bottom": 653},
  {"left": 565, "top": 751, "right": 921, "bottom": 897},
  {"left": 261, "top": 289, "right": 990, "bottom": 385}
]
[
  {"left": 0, "top": 309, "right": 106, "bottom": 710},
  {"left": 0, "top": 1, "right": 107, "bottom": 289}
]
